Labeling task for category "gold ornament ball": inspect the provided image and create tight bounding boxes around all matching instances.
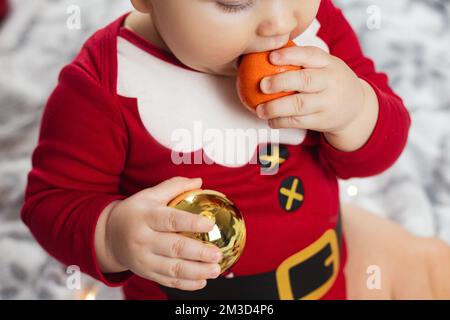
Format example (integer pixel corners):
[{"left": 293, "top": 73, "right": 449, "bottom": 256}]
[{"left": 168, "top": 189, "right": 246, "bottom": 274}]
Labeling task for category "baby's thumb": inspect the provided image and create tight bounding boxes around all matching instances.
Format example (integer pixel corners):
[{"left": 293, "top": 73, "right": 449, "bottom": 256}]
[{"left": 147, "top": 176, "right": 203, "bottom": 205}]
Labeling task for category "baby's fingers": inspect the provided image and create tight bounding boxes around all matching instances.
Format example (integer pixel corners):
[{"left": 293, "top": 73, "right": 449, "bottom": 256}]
[
  {"left": 148, "top": 254, "right": 221, "bottom": 281},
  {"left": 148, "top": 206, "right": 214, "bottom": 233},
  {"left": 260, "top": 68, "right": 328, "bottom": 95},
  {"left": 146, "top": 272, "right": 207, "bottom": 291},
  {"left": 256, "top": 93, "right": 325, "bottom": 120},
  {"left": 270, "top": 45, "right": 331, "bottom": 68},
  {"left": 268, "top": 113, "right": 322, "bottom": 131},
  {"left": 152, "top": 231, "right": 223, "bottom": 264}
]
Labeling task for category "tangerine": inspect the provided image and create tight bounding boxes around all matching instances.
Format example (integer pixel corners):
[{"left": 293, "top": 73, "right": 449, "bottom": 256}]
[{"left": 236, "top": 40, "right": 302, "bottom": 111}]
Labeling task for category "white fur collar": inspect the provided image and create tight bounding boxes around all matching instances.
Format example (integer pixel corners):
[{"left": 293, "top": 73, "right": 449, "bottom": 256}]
[{"left": 117, "top": 19, "right": 329, "bottom": 167}]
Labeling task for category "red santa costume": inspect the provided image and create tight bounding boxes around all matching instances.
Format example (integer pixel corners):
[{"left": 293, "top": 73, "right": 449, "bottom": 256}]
[
  {"left": 0, "top": 0, "right": 8, "bottom": 22},
  {"left": 21, "top": 0, "right": 410, "bottom": 300}
]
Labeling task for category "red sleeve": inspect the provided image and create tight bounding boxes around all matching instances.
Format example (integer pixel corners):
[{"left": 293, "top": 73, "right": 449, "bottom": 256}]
[
  {"left": 317, "top": 0, "right": 411, "bottom": 180},
  {"left": 20, "top": 63, "right": 133, "bottom": 286},
  {"left": 0, "top": 0, "right": 8, "bottom": 21}
]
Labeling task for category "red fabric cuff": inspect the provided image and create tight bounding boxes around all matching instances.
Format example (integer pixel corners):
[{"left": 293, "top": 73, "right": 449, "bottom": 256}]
[
  {"left": 0, "top": 0, "right": 8, "bottom": 21},
  {"left": 85, "top": 194, "right": 134, "bottom": 287},
  {"left": 319, "top": 77, "right": 410, "bottom": 179}
]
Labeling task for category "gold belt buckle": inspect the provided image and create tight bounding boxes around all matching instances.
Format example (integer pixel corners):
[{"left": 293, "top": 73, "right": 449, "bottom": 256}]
[{"left": 275, "top": 229, "right": 340, "bottom": 300}]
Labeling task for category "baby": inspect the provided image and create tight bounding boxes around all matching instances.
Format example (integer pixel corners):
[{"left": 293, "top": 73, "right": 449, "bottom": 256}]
[{"left": 21, "top": 0, "right": 450, "bottom": 299}]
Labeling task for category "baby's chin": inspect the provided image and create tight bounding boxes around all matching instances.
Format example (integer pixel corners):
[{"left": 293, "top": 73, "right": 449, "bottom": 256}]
[
  {"left": 189, "top": 56, "right": 241, "bottom": 77},
  {"left": 203, "top": 57, "right": 242, "bottom": 77}
]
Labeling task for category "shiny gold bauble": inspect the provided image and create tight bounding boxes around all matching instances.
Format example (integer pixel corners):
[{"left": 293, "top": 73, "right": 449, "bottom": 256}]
[{"left": 168, "top": 189, "right": 246, "bottom": 274}]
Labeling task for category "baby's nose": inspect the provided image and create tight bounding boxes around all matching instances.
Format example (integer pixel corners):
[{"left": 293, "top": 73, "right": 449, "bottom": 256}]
[{"left": 256, "top": 3, "right": 298, "bottom": 39}]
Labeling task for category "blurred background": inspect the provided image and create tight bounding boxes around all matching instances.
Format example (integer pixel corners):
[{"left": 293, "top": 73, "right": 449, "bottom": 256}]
[{"left": 0, "top": 0, "right": 449, "bottom": 299}]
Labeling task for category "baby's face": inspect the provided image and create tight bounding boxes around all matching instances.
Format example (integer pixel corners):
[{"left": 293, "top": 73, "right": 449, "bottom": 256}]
[{"left": 146, "top": 0, "right": 321, "bottom": 76}]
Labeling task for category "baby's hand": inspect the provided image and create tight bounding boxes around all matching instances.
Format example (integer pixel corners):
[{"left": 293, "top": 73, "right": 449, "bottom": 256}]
[
  {"left": 255, "top": 46, "right": 366, "bottom": 134},
  {"left": 102, "top": 177, "right": 223, "bottom": 291}
]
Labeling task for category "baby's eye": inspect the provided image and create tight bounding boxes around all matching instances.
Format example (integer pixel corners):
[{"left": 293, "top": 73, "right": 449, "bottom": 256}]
[{"left": 216, "top": 0, "right": 254, "bottom": 13}]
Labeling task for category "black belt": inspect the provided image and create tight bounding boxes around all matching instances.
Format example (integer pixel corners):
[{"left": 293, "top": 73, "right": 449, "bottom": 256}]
[{"left": 160, "top": 209, "right": 343, "bottom": 300}]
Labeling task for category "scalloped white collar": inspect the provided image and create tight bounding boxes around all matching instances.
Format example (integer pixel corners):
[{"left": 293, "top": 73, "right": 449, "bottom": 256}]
[{"left": 117, "top": 19, "right": 329, "bottom": 167}]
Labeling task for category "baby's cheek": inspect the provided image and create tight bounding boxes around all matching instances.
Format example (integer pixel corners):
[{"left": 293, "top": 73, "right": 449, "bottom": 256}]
[
  {"left": 191, "top": 44, "right": 245, "bottom": 74},
  {"left": 199, "top": 35, "right": 248, "bottom": 63}
]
